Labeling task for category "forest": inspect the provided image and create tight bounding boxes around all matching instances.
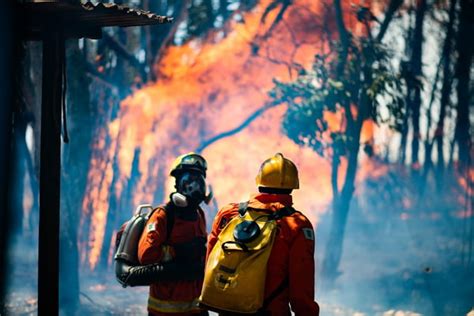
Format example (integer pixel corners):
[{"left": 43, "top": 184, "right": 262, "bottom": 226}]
[{"left": 1, "top": 0, "right": 473, "bottom": 315}]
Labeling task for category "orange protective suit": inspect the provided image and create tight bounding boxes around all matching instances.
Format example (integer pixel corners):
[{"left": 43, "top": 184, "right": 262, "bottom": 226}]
[
  {"left": 207, "top": 193, "right": 320, "bottom": 316},
  {"left": 138, "top": 205, "right": 207, "bottom": 316}
]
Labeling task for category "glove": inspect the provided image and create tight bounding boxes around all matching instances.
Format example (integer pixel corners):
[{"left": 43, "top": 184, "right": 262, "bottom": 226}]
[{"left": 115, "top": 259, "right": 205, "bottom": 287}]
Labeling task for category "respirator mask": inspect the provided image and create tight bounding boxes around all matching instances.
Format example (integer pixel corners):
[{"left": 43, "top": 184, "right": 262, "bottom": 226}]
[{"left": 171, "top": 171, "right": 210, "bottom": 208}]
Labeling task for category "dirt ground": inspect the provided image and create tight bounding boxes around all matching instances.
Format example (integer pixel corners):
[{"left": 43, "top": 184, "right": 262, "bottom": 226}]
[{"left": 4, "top": 183, "right": 474, "bottom": 316}]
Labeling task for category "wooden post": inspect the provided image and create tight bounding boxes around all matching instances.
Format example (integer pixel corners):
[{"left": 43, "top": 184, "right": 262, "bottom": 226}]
[
  {"left": 0, "top": 2, "right": 14, "bottom": 314},
  {"left": 38, "top": 31, "right": 64, "bottom": 316}
]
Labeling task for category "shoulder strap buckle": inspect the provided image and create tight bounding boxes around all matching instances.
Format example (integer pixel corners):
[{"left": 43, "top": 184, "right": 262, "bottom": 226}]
[
  {"left": 238, "top": 201, "right": 249, "bottom": 216},
  {"left": 269, "top": 206, "right": 295, "bottom": 220}
]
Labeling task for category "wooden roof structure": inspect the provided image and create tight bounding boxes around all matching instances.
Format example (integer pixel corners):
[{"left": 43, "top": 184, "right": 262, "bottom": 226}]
[
  {"left": 15, "top": 1, "right": 172, "bottom": 315},
  {"left": 22, "top": 1, "right": 173, "bottom": 39}
]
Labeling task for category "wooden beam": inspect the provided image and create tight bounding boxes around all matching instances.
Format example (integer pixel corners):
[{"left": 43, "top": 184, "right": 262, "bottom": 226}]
[
  {"left": 22, "top": 25, "right": 102, "bottom": 41},
  {"left": 38, "top": 30, "right": 63, "bottom": 316}
]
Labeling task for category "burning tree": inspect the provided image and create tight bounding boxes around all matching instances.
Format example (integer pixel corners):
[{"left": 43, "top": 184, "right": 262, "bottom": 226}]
[
  {"left": 270, "top": 0, "right": 473, "bottom": 288},
  {"left": 269, "top": 0, "right": 406, "bottom": 284}
]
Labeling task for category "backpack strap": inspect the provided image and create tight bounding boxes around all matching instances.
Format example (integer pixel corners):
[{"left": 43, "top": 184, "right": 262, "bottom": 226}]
[
  {"left": 197, "top": 206, "right": 205, "bottom": 222},
  {"left": 257, "top": 207, "right": 295, "bottom": 313},
  {"left": 238, "top": 201, "right": 249, "bottom": 216},
  {"left": 160, "top": 204, "right": 175, "bottom": 242},
  {"left": 269, "top": 206, "right": 296, "bottom": 220}
]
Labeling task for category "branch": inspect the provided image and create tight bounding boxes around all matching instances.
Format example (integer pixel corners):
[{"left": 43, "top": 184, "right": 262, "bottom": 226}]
[
  {"left": 153, "top": 0, "right": 189, "bottom": 78},
  {"left": 262, "top": 0, "right": 292, "bottom": 39},
  {"left": 102, "top": 32, "right": 147, "bottom": 80},
  {"left": 334, "top": 0, "right": 350, "bottom": 75},
  {"left": 331, "top": 152, "right": 341, "bottom": 199},
  {"left": 195, "top": 102, "right": 281, "bottom": 153},
  {"left": 261, "top": 0, "right": 282, "bottom": 24},
  {"left": 376, "top": 0, "right": 403, "bottom": 43},
  {"left": 84, "top": 61, "right": 119, "bottom": 92}
]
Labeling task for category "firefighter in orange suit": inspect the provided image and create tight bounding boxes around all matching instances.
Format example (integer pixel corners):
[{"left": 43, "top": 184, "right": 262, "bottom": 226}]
[
  {"left": 138, "top": 153, "right": 209, "bottom": 316},
  {"left": 207, "top": 153, "right": 320, "bottom": 315}
]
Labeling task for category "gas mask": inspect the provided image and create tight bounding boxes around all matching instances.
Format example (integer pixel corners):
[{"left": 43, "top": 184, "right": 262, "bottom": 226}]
[{"left": 171, "top": 171, "right": 208, "bottom": 208}]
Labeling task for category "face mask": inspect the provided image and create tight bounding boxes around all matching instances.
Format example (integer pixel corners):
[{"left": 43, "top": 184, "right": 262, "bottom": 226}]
[
  {"left": 171, "top": 185, "right": 214, "bottom": 208},
  {"left": 175, "top": 172, "right": 206, "bottom": 205}
]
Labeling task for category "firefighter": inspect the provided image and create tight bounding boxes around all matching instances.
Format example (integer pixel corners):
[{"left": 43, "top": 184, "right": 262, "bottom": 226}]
[
  {"left": 138, "top": 153, "right": 209, "bottom": 316},
  {"left": 206, "top": 153, "right": 320, "bottom": 315}
]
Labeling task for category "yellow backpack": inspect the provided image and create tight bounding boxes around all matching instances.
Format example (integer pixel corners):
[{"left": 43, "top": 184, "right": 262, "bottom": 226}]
[{"left": 199, "top": 202, "right": 294, "bottom": 314}]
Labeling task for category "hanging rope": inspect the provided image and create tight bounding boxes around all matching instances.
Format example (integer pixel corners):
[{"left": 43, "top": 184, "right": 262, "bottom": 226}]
[{"left": 61, "top": 36, "right": 69, "bottom": 143}]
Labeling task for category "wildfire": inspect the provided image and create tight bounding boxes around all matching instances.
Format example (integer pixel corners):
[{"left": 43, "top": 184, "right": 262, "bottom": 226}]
[{"left": 81, "top": 0, "right": 382, "bottom": 270}]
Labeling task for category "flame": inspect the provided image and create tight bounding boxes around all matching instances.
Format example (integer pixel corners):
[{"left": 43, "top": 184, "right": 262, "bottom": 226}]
[{"left": 81, "top": 0, "right": 382, "bottom": 270}]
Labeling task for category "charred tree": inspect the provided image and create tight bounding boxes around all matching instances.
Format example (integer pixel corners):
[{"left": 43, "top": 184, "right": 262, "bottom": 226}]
[
  {"left": 98, "top": 123, "right": 126, "bottom": 271},
  {"left": 453, "top": 0, "right": 473, "bottom": 169},
  {"left": 399, "top": 6, "right": 415, "bottom": 164},
  {"left": 59, "top": 39, "right": 93, "bottom": 313},
  {"left": 422, "top": 57, "right": 442, "bottom": 183},
  {"left": 219, "top": 0, "right": 230, "bottom": 24},
  {"left": 9, "top": 113, "right": 30, "bottom": 240},
  {"left": 152, "top": 0, "right": 190, "bottom": 81},
  {"left": 9, "top": 43, "right": 27, "bottom": 241},
  {"left": 434, "top": 0, "right": 457, "bottom": 187},
  {"left": 409, "top": 0, "right": 427, "bottom": 168}
]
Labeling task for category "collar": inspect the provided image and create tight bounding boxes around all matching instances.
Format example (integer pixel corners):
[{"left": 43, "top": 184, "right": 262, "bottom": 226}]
[{"left": 247, "top": 193, "right": 293, "bottom": 210}]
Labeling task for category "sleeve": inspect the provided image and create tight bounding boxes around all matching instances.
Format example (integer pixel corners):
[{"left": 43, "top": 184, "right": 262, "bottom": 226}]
[
  {"left": 137, "top": 208, "right": 168, "bottom": 265},
  {"left": 289, "top": 219, "right": 320, "bottom": 315}
]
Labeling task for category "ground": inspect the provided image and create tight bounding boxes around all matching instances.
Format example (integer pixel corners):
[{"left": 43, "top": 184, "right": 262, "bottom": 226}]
[{"left": 4, "top": 179, "right": 474, "bottom": 315}]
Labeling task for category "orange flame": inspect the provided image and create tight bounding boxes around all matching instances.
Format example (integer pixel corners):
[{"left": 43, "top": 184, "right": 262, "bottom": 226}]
[{"left": 81, "top": 0, "right": 382, "bottom": 270}]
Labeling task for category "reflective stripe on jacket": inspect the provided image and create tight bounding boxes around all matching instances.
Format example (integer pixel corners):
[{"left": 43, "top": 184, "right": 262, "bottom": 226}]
[
  {"left": 138, "top": 206, "right": 207, "bottom": 315},
  {"left": 148, "top": 296, "right": 200, "bottom": 314},
  {"left": 207, "top": 193, "right": 320, "bottom": 316}
]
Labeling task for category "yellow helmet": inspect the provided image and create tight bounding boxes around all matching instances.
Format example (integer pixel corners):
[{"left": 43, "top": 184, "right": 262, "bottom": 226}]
[
  {"left": 170, "top": 152, "right": 207, "bottom": 177},
  {"left": 255, "top": 153, "right": 299, "bottom": 190}
]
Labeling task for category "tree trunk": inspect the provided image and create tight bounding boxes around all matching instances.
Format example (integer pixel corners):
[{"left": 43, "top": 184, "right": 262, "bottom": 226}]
[
  {"left": 122, "top": 148, "right": 143, "bottom": 223},
  {"left": 399, "top": 4, "right": 415, "bottom": 165},
  {"left": 98, "top": 148, "right": 121, "bottom": 271},
  {"left": 410, "top": 0, "right": 427, "bottom": 167},
  {"left": 422, "top": 58, "right": 442, "bottom": 187},
  {"left": 219, "top": 0, "right": 230, "bottom": 22},
  {"left": 152, "top": 0, "right": 190, "bottom": 81},
  {"left": 321, "top": 139, "right": 360, "bottom": 286},
  {"left": 453, "top": 0, "right": 473, "bottom": 168},
  {"left": 435, "top": 0, "right": 457, "bottom": 187},
  {"left": 399, "top": 102, "right": 409, "bottom": 164},
  {"left": 9, "top": 114, "right": 30, "bottom": 241},
  {"left": 9, "top": 41, "right": 38, "bottom": 242},
  {"left": 59, "top": 39, "right": 93, "bottom": 313}
]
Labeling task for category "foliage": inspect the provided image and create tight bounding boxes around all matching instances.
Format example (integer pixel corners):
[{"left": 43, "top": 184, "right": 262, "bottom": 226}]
[{"left": 269, "top": 37, "right": 406, "bottom": 159}]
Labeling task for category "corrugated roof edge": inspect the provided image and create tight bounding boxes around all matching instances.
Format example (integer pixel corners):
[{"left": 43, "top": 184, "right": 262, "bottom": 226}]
[{"left": 81, "top": 2, "right": 174, "bottom": 24}]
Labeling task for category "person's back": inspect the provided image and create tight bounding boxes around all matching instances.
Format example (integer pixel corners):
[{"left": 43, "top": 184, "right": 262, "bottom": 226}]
[{"left": 206, "top": 153, "right": 320, "bottom": 315}]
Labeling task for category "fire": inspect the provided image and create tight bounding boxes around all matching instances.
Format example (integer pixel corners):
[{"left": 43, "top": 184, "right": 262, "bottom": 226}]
[{"left": 81, "top": 0, "right": 381, "bottom": 270}]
